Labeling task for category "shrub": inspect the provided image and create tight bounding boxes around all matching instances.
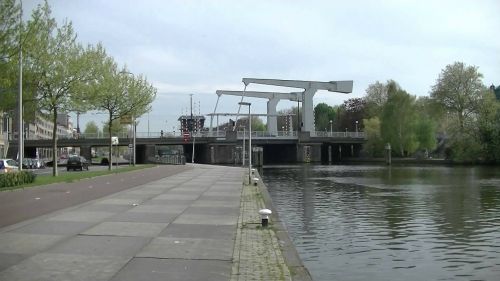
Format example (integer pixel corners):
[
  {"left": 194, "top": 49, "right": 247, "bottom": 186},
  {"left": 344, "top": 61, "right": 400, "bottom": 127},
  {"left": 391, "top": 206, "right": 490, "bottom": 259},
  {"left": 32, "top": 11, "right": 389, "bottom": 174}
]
[{"left": 0, "top": 171, "right": 37, "bottom": 189}]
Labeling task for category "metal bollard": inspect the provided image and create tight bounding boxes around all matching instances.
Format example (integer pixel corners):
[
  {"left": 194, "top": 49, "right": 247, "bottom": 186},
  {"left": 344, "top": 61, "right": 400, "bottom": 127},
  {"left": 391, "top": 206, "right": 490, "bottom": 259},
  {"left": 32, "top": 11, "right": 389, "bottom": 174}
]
[
  {"left": 258, "top": 209, "right": 272, "bottom": 227},
  {"left": 252, "top": 177, "right": 259, "bottom": 186}
]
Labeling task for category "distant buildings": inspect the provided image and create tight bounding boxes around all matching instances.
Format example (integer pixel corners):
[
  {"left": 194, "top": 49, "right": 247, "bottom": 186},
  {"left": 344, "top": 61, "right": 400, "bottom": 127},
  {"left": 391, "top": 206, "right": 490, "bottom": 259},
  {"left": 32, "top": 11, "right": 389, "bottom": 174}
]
[{"left": 0, "top": 111, "right": 74, "bottom": 159}]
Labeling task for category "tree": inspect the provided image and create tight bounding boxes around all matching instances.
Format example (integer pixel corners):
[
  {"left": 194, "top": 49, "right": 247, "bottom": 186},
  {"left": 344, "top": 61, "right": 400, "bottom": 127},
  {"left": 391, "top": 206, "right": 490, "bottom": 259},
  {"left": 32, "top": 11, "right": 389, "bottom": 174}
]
[
  {"left": 24, "top": 2, "right": 98, "bottom": 176},
  {"left": 314, "top": 103, "right": 335, "bottom": 131},
  {"left": 364, "top": 81, "right": 389, "bottom": 118},
  {"left": 83, "top": 120, "right": 99, "bottom": 136},
  {"left": 430, "top": 62, "right": 484, "bottom": 130},
  {"left": 362, "top": 117, "right": 383, "bottom": 157},
  {"left": 88, "top": 54, "right": 156, "bottom": 169},
  {"left": 336, "top": 98, "right": 366, "bottom": 131},
  {"left": 0, "top": 0, "right": 20, "bottom": 102},
  {"left": 380, "top": 82, "right": 418, "bottom": 156},
  {"left": 476, "top": 91, "right": 500, "bottom": 162}
]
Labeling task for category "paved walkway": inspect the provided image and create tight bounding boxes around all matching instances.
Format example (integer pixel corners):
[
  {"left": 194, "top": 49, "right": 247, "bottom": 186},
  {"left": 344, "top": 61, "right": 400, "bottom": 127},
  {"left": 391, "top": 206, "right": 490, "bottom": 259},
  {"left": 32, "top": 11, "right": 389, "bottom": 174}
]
[{"left": 0, "top": 164, "right": 300, "bottom": 281}]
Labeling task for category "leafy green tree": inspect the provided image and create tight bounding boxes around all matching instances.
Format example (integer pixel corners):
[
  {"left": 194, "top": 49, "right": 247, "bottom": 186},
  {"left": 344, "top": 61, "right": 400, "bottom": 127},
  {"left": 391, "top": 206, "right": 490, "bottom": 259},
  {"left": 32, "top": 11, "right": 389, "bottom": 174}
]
[
  {"left": 380, "top": 82, "right": 418, "bottom": 156},
  {"left": 87, "top": 55, "right": 156, "bottom": 169},
  {"left": 362, "top": 117, "right": 384, "bottom": 157},
  {"left": 476, "top": 91, "right": 500, "bottom": 162},
  {"left": 24, "top": 2, "right": 98, "bottom": 176},
  {"left": 431, "top": 62, "right": 484, "bottom": 130},
  {"left": 364, "top": 81, "right": 389, "bottom": 118},
  {"left": 0, "top": 0, "right": 20, "bottom": 103},
  {"left": 414, "top": 116, "right": 437, "bottom": 155},
  {"left": 314, "top": 103, "right": 336, "bottom": 131},
  {"left": 83, "top": 120, "right": 99, "bottom": 136},
  {"left": 336, "top": 98, "right": 366, "bottom": 132}
]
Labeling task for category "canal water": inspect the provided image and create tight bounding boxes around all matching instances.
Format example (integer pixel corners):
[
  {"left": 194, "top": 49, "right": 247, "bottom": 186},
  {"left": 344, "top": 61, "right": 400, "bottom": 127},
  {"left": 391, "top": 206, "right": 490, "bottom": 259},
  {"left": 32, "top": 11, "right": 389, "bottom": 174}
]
[{"left": 262, "top": 165, "right": 500, "bottom": 281}]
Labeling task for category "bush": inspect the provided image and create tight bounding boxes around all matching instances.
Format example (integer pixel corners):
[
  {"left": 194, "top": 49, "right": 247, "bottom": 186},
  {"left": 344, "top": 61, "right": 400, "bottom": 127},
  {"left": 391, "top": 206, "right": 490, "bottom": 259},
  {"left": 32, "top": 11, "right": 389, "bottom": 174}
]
[{"left": 0, "top": 171, "right": 37, "bottom": 189}]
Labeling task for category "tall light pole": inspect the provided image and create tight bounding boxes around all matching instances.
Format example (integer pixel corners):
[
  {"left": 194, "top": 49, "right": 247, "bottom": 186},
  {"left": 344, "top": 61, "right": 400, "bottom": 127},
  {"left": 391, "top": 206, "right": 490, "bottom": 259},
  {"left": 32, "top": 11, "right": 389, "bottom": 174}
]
[
  {"left": 329, "top": 120, "right": 333, "bottom": 136},
  {"left": 242, "top": 126, "right": 245, "bottom": 167},
  {"left": 355, "top": 120, "right": 359, "bottom": 136},
  {"left": 239, "top": 102, "right": 251, "bottom": 184},
  {"left": 18, "top": 0, "right": 23, "bottom": 170}
]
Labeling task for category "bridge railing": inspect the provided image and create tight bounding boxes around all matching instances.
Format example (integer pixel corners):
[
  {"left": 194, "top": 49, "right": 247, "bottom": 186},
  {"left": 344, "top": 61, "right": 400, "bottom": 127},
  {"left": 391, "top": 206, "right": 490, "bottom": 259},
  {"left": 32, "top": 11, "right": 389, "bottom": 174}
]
[
  {"left": 312, "top": 131, "right": 366, "bottom": 138},
  {"left": 22, "top": 130, "right": 365, "bottom": 141}
]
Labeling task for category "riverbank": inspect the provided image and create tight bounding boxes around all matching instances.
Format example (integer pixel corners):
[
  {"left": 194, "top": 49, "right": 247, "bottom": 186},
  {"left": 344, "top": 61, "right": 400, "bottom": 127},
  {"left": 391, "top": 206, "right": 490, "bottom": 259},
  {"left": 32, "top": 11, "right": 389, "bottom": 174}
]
[{"left": 232, "top": 171, "right": 313, "bottom": 281}]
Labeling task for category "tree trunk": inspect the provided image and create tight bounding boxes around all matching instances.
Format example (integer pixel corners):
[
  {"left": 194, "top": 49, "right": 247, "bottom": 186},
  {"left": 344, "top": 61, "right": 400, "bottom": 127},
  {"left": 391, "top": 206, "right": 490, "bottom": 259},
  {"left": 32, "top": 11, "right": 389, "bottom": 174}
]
[{"left": 52, "top": 108, "right": 58, "bottom": 176}]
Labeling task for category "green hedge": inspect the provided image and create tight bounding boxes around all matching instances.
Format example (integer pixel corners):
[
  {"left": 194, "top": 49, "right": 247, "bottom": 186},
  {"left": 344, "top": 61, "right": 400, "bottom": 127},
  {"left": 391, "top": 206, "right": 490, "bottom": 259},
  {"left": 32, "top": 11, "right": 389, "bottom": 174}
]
[{"left": 0, "top": 171, "right": 37, "bottom": 189}]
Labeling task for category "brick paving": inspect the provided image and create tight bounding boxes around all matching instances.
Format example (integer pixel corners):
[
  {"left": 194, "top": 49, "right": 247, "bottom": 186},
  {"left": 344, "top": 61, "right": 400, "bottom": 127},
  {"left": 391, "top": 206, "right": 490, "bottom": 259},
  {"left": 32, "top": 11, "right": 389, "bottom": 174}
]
[{"left": 231, "top": 182, "right": 291, "bottom": 281}]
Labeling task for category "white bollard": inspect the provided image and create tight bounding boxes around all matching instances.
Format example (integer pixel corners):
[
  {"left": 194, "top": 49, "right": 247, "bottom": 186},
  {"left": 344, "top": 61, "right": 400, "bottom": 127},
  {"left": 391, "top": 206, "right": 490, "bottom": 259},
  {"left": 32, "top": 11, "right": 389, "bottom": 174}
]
[
  {"left": 258, "top": 208, "right": 272, "bottom": 227},
  {"left": 252, "top": 177, "right": 259, "bottom": 186}
]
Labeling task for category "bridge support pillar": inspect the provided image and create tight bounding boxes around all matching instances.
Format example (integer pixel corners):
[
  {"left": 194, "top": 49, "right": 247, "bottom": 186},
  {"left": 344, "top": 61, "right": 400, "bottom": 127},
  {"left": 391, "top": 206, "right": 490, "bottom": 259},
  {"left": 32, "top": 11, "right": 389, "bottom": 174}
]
[
  {"left": 328, "top": 145, "right": 332, "bottom": 163},
  {"left": 297, "top": 143, "right": 321, "bottom": 163},
  {"left": 208, "top": 144, "right": 237, "bottom": 164},
  {"left": 80, "top": 145, "right": 92, "bottom": 162}
]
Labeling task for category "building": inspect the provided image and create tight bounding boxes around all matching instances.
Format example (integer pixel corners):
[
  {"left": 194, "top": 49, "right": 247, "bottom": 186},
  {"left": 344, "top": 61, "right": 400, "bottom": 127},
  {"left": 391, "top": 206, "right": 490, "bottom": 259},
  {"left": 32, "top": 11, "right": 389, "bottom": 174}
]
[
  {"left": 178, "top": 115, "right": 206, "bottom": 132},
  {"left": 5, "top": 112, "right": 74, "bottom": 159}
]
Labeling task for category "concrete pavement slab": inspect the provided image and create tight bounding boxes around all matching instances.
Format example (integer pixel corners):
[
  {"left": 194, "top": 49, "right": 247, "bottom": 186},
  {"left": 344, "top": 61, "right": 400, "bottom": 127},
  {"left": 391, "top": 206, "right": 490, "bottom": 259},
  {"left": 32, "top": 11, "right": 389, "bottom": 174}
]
[
  {"left": 173, "top": 213, "right": 238, "bottom": 225},
  {"left": 109, "top": 211, "right": 178, "bottom": 223},
  {"left": 76, "top": 204, "right": 133, "bottom": 213},
  {"left": 126, "top": 188, "right": 165, "bottom": 195},
  {"left": 183, "top": 206, "right": 240, "bottom": 216},
  {"left": 95, "top": 198, "right": 145, "bottom": 205},
  {"left": 137, "top": 237, "right": 233, "bottom": 260},
  {"left": 0, "top": 253, "right": 130, "bottom": 281},
  {"left": 0, "top": 233, "right": 64, "bottom": 255},
  {"left": 154, "top": 193, "right": 201, "bottom": 201},
  {"left": 147, "top": 199, "right": 195, "bottom": 206},
  {"left": 8, "top": 220, "right": 96, "bottom": 236},
  {"left": 81, "top": 222, "right": 168, "bottom": 237},
  {"left": 191, "top": 200, "right": 240, "bottom": 208},
  {"left": 128, "top": 204, "right": 188, "bottom": 214},
  {"left": 48, "top": 211, "right": 115, "bottom": 222},
  {"left": 0, "top": 253, "right": 26, "bottom": 272},
  {"left": 47, "top": 235, "right": 149, "bottom": 257},
  {"left": 110, "top": 257, "right": 231, "bottom": 281},
  {"left": 160, "top": 223, "right": 236, "bottom": 240}
]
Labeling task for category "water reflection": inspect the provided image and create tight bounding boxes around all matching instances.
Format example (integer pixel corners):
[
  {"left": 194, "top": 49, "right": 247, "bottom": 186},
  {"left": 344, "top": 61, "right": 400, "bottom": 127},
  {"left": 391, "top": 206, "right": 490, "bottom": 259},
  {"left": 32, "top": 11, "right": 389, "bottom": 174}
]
[{"left": 263, "top": 165, "right": 500, "bottom": 281}]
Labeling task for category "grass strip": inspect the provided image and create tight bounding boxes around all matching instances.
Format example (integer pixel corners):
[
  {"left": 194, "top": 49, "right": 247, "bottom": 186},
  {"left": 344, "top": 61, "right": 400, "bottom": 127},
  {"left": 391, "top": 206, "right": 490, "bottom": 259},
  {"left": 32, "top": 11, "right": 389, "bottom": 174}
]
[{"left": 1, "top": 164, "right": 155, "bottom": 191}]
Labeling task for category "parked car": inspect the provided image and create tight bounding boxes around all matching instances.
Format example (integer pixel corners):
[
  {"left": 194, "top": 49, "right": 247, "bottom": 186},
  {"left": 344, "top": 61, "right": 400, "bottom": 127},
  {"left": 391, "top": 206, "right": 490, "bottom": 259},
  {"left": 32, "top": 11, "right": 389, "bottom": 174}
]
[
  {"left": 32, "top": 158, "right": 46, "bottom": 169},
  {"left": 0, "top": 159, "right": 19, "bottom": 173},
  {"left": 22, "top": 158, "right": 35, "bottom": 169},
  {"left": 66, "top": 156, "right": 89, "bottom": 171}
]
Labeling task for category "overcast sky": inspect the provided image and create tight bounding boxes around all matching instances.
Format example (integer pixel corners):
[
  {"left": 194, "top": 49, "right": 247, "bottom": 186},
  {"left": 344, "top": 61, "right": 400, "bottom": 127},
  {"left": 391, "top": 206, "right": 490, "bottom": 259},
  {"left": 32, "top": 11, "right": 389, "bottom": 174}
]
[{"left": 24, "top": 0, "right": 500, "bottom": 133}]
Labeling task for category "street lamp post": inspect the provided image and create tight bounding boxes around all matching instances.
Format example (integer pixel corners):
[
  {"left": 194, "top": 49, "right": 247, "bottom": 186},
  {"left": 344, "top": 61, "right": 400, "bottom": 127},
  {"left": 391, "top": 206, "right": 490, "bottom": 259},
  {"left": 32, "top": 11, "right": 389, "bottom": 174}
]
[
  {"left": 242, "top": 126, "right": 245, "bottom": 167},
  {"left": 239, "top": 102, "right": 251, "bottom": 184},
  {"left": 355, "top": 120, "right": 359, "bottom": 136},
  {"left": 329, "top": 120, "right": 333, "bottom": 136}
]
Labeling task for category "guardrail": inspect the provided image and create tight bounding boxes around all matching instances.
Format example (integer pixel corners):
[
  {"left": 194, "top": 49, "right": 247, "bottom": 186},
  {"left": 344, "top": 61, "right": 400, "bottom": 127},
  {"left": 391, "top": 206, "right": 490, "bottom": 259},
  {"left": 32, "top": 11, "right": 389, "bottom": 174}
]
[{"left": 312, "top": 131, "right": 366, "bottom": 138}]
